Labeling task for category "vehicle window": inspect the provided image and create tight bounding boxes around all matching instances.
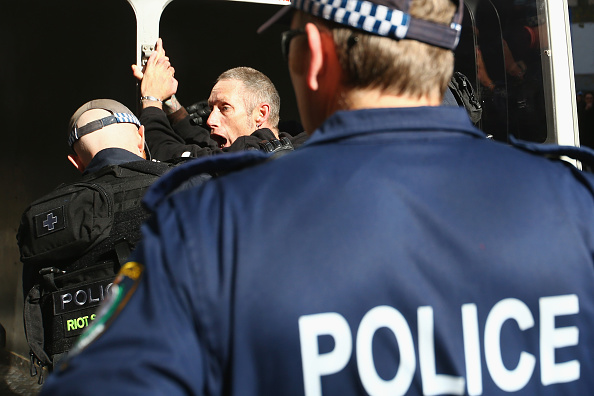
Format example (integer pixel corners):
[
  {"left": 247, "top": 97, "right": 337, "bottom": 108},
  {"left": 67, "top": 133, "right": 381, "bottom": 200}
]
[
  {"left": 455, "top": 0, "right": 550, "bottom": 143},
  {"left": 572, "top": 1, "right": 594, "bottom": 151}
]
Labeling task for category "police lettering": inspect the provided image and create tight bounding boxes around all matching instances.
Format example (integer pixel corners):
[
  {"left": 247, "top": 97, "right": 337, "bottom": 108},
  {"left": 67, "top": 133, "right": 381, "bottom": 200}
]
[
  {"left": 298, "top": 294, "right": 580, "bottom": 396},
  {"left": 66, "top": 314, "right": 97, "bottom": 332},
  {"left": 60, "top": 283, "right": 113, "bottom": 311}
]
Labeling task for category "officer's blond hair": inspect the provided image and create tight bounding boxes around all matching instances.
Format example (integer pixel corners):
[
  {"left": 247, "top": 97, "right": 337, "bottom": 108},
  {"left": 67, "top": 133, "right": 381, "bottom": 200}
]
[{"left": 302, "top": 0, "right": 456, "bottom": 100}]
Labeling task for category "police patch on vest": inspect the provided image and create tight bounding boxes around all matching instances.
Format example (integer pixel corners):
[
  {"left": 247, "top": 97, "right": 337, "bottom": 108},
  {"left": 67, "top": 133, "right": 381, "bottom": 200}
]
[
  {"left": 53, "top": 279, "right": 114, "bottom": 315},
  {"left": 34, "top": 206, "right": 66, "bottom": 237},
  {"left": 62, "top": 261, "right": 144, "bottom": 366}
]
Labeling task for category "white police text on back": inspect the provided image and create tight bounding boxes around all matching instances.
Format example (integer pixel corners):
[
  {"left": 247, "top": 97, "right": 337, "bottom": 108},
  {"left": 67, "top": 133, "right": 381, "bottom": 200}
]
[{"left": 299, "top": 294, "right": 580, "bottom": 396}]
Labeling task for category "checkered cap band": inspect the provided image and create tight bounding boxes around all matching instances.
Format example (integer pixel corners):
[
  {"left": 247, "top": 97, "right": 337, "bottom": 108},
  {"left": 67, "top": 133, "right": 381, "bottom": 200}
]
[
  {"left": 296, "top": 0, "right": 411, "bottom": 39},
  {"left": 114, "top": 112, "right": 141, "bottom": 127},
  {"left": 285, "top": 0, "right": 463, "bottom": 50},
  {"left": 68, "top": 112, "right": 141, "bottom": 147}
]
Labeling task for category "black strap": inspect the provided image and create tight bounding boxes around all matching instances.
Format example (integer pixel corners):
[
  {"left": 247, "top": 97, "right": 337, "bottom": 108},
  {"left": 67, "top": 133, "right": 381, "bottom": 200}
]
[
  {"left": 114, "top": 240, "right": 131, "bottom": 266},
  {"left": 39, "top": 267, "right": 63, "bottom": 292},
  {"left": 448, "top": 72, "right": 482, "bottom": 124},
  {"left": 75, "top": 115, "right": 119, "bottom": 140},
  {"left": 24, "top": 286, "right": 52, "bottom": 374}
]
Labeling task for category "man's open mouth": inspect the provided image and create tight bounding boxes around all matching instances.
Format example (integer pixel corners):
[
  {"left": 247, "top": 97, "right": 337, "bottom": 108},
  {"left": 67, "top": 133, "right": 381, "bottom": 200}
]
[{"left": 211, "top": 133, "right": 227, "bottom": 149}]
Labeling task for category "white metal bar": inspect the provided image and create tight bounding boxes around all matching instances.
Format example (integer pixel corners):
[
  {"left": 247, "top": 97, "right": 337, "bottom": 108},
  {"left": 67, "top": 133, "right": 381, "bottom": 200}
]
[
  {"left": 544, "top": 0, "right": 579, "bottom": 147},
  {"left": 127, "top": 0, "right": 175, "bottom": 68}
]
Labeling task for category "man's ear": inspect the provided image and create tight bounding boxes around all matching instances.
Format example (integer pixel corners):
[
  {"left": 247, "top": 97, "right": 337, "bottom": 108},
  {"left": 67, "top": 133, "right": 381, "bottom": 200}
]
[
  {"left": 67, "top": 154, "right": 86, "bottom": 173},
  {"left": 255, "top": 103, "right": 271, "bottom": 127},
  {"left": 304, "top": 22, "right": 326, "bottom": 91}
]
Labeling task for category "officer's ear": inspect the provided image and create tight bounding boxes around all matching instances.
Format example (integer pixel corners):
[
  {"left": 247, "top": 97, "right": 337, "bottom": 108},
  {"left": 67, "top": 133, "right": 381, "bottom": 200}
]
[
  {"left": 305, "top": 22, "right": 325, "bottom": 91},
  {"left": 137, "top": 125, "right": 146, "bottom": 158},
  {"left": 67, "top": 154, "right": 86, "bottom": 173}
]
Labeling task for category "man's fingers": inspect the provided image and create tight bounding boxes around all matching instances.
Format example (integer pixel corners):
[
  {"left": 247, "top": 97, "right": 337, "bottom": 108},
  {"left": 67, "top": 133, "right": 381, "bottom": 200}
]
[
  {"left": 131, "top": 64, "right": 144, "bottom": 80},
  {"left": 155, "top": 38, "right": 166, "bottom": 58},
  {"left": 146, "top": 50, "right": 159, "bottom": 66},
  {"left": 155, "top": 57, "right": 171, "bottom": 70}
]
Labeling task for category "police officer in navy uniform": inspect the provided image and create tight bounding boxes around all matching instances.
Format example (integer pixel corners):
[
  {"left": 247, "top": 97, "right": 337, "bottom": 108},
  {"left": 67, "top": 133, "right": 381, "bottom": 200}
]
[
  {"left": 22, "top": 99, "right": 148, "bottom": 296},
  {"left": 19, "top": 98, "right": 179, "bottom": 375},
  {"left": 41, "top": 0, "right": 594, "bottom": 395}
]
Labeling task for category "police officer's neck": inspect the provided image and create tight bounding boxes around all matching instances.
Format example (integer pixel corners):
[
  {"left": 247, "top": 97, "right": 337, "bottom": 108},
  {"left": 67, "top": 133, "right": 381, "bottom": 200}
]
[{"left": 343, "top": 88, "right": 441, "bottom": 109}]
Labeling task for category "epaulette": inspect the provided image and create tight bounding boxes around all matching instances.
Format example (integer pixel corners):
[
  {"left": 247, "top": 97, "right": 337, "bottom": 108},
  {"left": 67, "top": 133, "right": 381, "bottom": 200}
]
[
  {"left": 509, "top": 135, "right": 594, "bottom": 166},
  {"left": 508, "top": 135, "right": 594, "bottom": 195},
  {"left": 142, "top": 150, "right": 271, "bottom": 212}
]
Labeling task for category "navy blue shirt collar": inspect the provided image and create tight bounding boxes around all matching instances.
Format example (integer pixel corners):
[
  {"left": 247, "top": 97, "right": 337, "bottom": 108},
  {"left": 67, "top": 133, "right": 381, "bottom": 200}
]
[
  {"left": 304, "top": 107, "right": 485, "bottom": 147},
  {"left": 83, "top": 148, "right": 145, "bottom": 175}
]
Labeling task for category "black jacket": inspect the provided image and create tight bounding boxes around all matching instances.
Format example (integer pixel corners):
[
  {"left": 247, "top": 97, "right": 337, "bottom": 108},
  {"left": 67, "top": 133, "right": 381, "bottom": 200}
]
[{"left": 141, "top": 106, "right": 309, "bottom": 161}]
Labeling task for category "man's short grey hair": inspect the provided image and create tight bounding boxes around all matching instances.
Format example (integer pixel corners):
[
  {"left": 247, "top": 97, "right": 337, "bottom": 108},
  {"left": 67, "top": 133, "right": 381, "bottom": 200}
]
[{"left": 216, "top": 67, "right": 281, "bottom": 128}]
